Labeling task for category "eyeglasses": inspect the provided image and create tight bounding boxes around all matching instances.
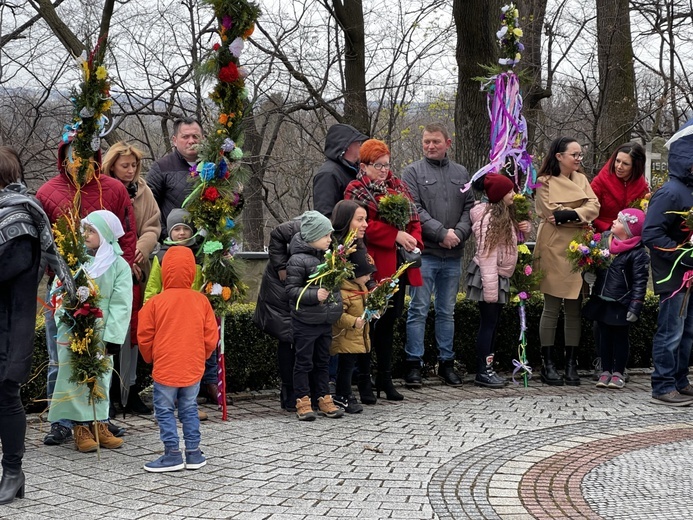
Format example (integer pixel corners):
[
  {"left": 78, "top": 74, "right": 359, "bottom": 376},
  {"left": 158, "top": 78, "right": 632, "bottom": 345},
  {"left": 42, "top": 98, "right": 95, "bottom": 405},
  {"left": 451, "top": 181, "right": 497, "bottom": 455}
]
[
  {"left": 562, "top": 152, "right": 584, "bottom": 160},
  {"left": 369, "top": 162, "right": 391, "bottom": 171}
]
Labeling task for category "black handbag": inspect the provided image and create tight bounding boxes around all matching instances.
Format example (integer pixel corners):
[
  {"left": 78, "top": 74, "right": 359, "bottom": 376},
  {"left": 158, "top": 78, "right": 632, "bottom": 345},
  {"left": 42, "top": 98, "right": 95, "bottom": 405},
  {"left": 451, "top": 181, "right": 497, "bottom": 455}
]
[{"left": 397, "top": 245, "right": 422, "bottom": 268}]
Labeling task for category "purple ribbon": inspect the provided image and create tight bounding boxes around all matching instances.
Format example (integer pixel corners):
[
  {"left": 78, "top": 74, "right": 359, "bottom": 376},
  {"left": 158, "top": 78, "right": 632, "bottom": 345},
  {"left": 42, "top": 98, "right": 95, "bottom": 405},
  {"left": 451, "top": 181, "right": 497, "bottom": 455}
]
[{"left": 511, "top": 358, "right": 532, "bottom": 385}]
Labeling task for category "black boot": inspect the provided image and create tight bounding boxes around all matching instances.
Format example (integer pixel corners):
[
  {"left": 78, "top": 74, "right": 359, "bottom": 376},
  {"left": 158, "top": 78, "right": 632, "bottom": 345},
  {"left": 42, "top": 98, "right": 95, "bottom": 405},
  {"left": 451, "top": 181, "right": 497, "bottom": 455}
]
[
  {"left": 357, "top": 375, "right": 377, "bottom": 405},
  {"left": 0, "top": 468, "right": 25, "bottom": 505},
  {"left": 564, "top": 347, "right": 581, "bottom": 386},
  {"left": 540, "top": 347, "right": 564, "bottom": 386},
  {"left": 438, "top": 360, "right": 463, "bottom": 387},
  {"left": 404, "top": 360, "right": 422, "bottom": 388},
  {"left": 280, "top": 385, "right": 296, "bottom": 412},
  {"left": 474, "top": 355, "right": 507, "bottom": 388},
  {"left": 375, "top": 372, "right": 403, "bottom": 401},
  {"left": 125, "top": 388, "right": 152, "bottom": 415}
]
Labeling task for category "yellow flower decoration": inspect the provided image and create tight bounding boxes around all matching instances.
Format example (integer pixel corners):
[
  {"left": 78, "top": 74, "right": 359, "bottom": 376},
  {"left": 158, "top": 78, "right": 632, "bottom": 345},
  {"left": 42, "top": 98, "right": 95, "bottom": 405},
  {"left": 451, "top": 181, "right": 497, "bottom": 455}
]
[
  {"left": 568, "top": 241, "right": 579, "bottom": 252},
  {"left": 95, "top": 66, "right": 108, "bottom": 80},
  {"left": 518, "top": 244, "right": 531, "bottom": 255},
  {"left": 513, "top": 28, "right": 523, "bottom": 37}
]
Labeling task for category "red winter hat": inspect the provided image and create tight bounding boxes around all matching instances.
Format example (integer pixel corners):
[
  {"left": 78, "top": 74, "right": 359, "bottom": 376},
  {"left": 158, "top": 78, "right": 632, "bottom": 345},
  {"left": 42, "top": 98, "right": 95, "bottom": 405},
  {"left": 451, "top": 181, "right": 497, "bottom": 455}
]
[
  {"left": 483, "top": 174, "right": 515, "bottom": 203},
  {"left": 618, "top": 208, "right": 645, "bottom": 238}
]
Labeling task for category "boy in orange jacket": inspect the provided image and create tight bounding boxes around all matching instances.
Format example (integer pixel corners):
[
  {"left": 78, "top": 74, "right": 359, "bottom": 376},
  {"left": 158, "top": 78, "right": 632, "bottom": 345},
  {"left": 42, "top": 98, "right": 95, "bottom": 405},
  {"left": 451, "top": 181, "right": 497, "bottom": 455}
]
[{"left": 138, "top": 246, "right": 218, "bottom": 472}]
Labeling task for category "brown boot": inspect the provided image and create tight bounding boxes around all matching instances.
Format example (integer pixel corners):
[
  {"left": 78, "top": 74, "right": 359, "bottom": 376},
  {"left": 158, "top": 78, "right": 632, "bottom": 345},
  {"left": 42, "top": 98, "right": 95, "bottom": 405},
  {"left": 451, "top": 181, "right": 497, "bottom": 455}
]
[
  {"left": 92, "top": 422, "right": 123, "bottom": 449},
  {"left": 74, "top": 425, "right": 98, "bottom": 453},
  {"left": 317, "top": 395, "right": 344, "bottom": 418},
  {"left": 198, "top": 410, "right": 208, "bottom": 421},
  {"left": 295, "top": 396, "right": 316, "bottom": 421}
]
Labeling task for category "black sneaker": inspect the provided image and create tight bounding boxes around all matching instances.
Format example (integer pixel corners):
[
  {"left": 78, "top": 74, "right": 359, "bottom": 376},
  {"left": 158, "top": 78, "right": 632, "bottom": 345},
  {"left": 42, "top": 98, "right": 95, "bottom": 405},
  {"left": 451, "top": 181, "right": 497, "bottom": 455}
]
[
  {"left": 43, "top": 423, "right": 72, "bottom": 445},
  {"left": 107, "top": 420, "right": 126, "bottom": 437},
  {"left": 333, "top": 394, "right": 363, "bottom": 414}
]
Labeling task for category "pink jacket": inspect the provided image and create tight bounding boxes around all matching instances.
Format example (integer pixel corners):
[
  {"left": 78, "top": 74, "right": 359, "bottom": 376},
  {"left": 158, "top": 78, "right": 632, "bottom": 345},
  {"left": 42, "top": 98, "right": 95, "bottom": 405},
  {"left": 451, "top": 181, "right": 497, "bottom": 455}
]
[{"left": 470, "top": 202, "right": 518, "bottom": 303}]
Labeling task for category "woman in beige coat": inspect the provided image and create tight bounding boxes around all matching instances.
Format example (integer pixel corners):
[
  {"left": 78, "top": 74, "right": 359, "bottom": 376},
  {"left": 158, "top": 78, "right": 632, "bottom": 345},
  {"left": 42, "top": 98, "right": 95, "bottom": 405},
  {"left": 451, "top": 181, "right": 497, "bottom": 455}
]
[
  {"left": 534, "top": 137, "right": 600, "bottom": 386},
  {"left": 103, "top": 142, "right": 161, "bottom": 414}
]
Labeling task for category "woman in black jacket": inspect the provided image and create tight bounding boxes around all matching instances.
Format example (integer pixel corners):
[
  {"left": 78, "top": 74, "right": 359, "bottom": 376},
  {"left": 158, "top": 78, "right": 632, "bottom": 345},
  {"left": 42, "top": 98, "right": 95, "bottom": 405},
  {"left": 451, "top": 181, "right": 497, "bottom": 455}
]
[
  {"left": 0, "top": 147, "right": 75, "bottom": 504},
  {"left": 253, "top": 218, "right": 302, "bottom": 411},
  {"left": 582, "top": 208, "right": 649, "bottom": 389}
]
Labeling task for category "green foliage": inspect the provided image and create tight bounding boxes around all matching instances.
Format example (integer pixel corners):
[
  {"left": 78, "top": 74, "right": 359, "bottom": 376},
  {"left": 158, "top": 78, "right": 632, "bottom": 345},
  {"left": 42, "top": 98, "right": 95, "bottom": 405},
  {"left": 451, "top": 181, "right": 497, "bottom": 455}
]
[
  {"left": 23, "top": 293, "right": 660, "bottom": 405},
  {"left": 377, "top": 193, "right": 411, "bottom": 230}
]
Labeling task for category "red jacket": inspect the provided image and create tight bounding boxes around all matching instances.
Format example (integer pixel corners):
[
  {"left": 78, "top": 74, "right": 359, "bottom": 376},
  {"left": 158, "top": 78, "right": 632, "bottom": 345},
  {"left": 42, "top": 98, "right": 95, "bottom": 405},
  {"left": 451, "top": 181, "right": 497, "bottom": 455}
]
[
  {"left": 36, "top": 141, "right": 137, "bottom": 265},
  {"left": 138, "top": 246, "right": 218, "bottom": 387},
  {"left": 590, "top": 161, "right": 649, "bottom": 233},
  {"left": 344, "top": 175, "right": 423, "bottom": 286}
]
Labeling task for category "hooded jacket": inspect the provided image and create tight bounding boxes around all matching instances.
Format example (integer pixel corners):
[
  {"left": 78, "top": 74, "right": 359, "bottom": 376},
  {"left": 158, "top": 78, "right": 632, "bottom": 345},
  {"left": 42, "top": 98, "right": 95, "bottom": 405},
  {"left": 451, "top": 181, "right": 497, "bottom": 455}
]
[
  {"left": 145, "top": 148, "right": 195, "bottom": 240},
  {"left": 253, "top": 219, "right": 302, "bottom": 339},
  {"left": 330, "top": 279, "right": 371, "bottom": 355},
  {"left": 312, "top": 124, "right": 369, "bottom": 217},
  {"left": 285, "top": 233, "right": 343, "bottom": 325},
  {"left": 642, "top": 118, "right": 693, "bottom": 295},
  {"left": 36, "top": 140, "right": 137, "bottom": 265},
  {"left": 138, "top": 246, "right": 218, "bottom": 387},
  {"left": 591, "top": 161, "right": 649, "bottom": 233}
]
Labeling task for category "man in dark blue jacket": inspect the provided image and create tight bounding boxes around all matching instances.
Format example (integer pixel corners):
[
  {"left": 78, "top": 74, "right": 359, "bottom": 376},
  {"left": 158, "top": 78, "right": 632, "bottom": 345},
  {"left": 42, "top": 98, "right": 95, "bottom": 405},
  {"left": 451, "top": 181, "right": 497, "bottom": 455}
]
[{"left": 642, "top": 117, "right": 693, "bottom": 406}]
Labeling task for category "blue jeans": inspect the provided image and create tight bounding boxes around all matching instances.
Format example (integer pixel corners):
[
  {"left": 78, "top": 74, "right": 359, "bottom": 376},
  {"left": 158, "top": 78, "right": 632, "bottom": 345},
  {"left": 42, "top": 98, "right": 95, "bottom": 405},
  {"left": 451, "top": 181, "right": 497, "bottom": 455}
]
[
  {"left": 45, "top": 285, "right": 58, "bottom": 402},
  {"left": 651, "top": 292, "right": 693, "bottom": 396},
  {"left": 152, "top": 382, "right": 201, "bottom": 451},
  {"left": 202, "top": 350, "right": 218, "bottom": 384},
  {"left": 405, "top": 255, "right": 461, "bottom": 363}
]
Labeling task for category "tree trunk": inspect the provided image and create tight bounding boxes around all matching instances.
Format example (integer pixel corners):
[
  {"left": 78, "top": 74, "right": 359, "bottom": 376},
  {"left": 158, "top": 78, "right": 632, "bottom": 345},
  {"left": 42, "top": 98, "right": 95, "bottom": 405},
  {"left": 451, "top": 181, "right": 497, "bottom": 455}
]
[
  {"left": 516, "top": 0, "right": 550, "bottom": 152},
  {"left": 596, "top": 0, "right": 636, "bottom": 158},
  {"left": 331, "top": 0, "right": 369, "bottom": 135},
  {"left": 453, "top": 0, "right": 502, "bottom": 172},
  {"left": 242, "top": 104, "right": 265, "bottom": 251}
]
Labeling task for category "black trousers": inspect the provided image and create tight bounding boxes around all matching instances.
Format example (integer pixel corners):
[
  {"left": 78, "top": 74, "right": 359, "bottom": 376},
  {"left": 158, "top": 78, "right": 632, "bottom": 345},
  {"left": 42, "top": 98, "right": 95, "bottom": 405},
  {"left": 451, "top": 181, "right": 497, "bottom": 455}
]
[
  {"left": 0, "top": 380, "right": 25, "bottom": 471},
  {"left": 371, "top": 288, "right": 405, "bottom": 374},
  {"left": 596, "top": 322, "right": 630, "bottom": 374},
  {"left": 292, "top": 320, "right": 331, "bottom": 399},
  {"left": 336, "top": 353, "right": 371, "bottom": 397},
  {"left": 476, "top": 302, "right": 502, "bottom": 371}
]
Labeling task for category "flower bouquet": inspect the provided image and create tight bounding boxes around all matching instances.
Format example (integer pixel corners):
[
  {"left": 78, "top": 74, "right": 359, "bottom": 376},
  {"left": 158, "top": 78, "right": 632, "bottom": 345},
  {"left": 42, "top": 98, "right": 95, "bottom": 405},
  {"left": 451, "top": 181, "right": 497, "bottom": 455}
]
[
  {"left": 567, "top": 227, "right": 611, "bottom": 274},
  {"left": 361, "top": 262, "right": 413, "bottom": 321},
  {"left": 628, "top": 192, "right": 651, "bottom": 214},
  {"left": 511, "top": 193, "right": 533, "bottom": 242},
  {"left": 509, "top": 243, "right": 543, "bottom": 387},
  {"left": 377, "top": 193, "right": 410, "bottom": 230},
  {"left": 296, "top": 230, "right": 358, "bottom": 308}
]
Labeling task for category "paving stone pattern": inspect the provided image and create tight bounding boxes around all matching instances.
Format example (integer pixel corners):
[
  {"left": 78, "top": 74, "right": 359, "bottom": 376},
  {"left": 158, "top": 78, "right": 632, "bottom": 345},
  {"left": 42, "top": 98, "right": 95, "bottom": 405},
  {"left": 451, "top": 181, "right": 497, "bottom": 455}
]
[{"left": 4, "top": 374, "right": 693, "bottom": 519}]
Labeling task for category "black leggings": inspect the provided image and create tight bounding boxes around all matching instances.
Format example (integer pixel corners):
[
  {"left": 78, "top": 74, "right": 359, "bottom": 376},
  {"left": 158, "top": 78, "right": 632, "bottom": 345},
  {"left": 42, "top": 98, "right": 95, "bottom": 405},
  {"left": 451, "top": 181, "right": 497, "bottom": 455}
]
[
  {"left": 336, "top": 353, "right": 371, "bottom": 397},
  {"left": 596, "top": 322, "right": 630, "bottom": 374},
  {"left": 0, "top": 380, "right": 25, "bottom": 471},
  {"left": 476, "top": 302, "right": 503, "bottom": 371}
]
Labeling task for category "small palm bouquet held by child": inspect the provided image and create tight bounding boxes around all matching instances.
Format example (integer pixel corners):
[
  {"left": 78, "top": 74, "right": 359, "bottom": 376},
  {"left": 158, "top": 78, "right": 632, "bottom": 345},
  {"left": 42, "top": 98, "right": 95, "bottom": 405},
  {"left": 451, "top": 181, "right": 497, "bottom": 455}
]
[
  {"left": 296, "top": 228, "right": 357, "bottom": 307},
  {"left": 566, "top": 226, "right": 611, "bottom": 293},
  {"left": 361, "top": 262, "right": 413, "bottom": 321}
]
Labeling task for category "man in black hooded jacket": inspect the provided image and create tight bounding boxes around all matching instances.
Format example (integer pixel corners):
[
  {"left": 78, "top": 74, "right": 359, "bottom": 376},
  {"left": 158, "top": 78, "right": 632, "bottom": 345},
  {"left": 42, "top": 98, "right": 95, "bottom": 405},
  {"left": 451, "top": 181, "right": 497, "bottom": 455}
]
[{"left": 312, "top": 123, "right": 368, "bottom": 218}]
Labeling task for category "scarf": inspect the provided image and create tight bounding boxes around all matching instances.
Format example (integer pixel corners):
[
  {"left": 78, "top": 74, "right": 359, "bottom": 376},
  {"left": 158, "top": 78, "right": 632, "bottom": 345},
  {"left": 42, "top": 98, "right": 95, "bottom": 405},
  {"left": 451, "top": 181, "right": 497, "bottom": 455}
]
[
  {"left": 610, "top": 234, "right": 642, "bottom": 255},
  {"left": 349, "top": 170, "right": 419, "bottom": 224},
  {"left": 0, "top": 183, "right": 77, "bottom": 300},
  {"left": 81, "top": 210, "right": 124, "bottom": 278}
]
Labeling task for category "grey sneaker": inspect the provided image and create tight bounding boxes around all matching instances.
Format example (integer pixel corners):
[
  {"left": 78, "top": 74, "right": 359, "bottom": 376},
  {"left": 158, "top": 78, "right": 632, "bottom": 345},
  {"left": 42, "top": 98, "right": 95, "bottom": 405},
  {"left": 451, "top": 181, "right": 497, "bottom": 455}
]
[
  {"left": 595, "top": 371, "right": 611, "bottom": 388},
  {"left": 608, "top": 372, "right": 625, "bottom": 389},
  {"left": 651, "top": 390, "right": 693, "bottom": 407}
]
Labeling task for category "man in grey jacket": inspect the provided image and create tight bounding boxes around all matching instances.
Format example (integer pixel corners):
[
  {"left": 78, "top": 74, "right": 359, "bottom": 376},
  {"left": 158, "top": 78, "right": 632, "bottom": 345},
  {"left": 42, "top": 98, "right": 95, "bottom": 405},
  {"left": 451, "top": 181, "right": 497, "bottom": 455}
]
[{"left": 401, "top": 123, "right": 473, "bottom": 387}]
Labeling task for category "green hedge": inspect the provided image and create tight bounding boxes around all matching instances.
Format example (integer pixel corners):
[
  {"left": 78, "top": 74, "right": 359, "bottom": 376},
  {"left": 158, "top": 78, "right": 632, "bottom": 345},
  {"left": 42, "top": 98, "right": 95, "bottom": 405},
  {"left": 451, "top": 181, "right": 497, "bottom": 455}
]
[{"left": 22, "top": 294, "right": 658, "bottom": 406}]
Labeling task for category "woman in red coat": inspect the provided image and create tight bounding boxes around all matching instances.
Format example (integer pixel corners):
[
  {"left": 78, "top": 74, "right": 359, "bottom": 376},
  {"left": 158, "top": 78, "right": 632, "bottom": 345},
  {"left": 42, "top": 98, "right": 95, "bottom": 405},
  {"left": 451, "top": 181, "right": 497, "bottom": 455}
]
[
  {"left": 591, "top": 143, "right": 649, "bottom": 233},
  {"left": 344, "top": 139, "right": 423, "bottom": 400}
]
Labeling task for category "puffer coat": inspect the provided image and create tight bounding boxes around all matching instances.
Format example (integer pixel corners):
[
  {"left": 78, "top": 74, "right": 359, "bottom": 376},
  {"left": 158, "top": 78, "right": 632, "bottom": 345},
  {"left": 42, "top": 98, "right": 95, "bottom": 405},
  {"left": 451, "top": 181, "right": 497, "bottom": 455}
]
[
  {"left": 285, "top": 233, "right": 343, "bottom": 325},
  {"left": 253, "top": 219, "right": 301, "bottom": 339},
  {"left": 330, "top": 279, "right": 371, "bottom": 355}
]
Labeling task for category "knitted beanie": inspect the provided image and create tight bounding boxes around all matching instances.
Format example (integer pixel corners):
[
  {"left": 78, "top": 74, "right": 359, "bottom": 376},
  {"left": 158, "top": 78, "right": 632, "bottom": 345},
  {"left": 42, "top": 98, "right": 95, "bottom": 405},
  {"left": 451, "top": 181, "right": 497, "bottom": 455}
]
[
  {"left": 300, "top": 210, "right": 333, "bottom": 243},
  {"left": 350, "top": 247, "right": 377, "bottom": 279},
  {"left": 483, "top": 174, "right": 515, "bottom": 203},
  {"left": 618, "top": 208, "right": 645, "bottom": 238}
]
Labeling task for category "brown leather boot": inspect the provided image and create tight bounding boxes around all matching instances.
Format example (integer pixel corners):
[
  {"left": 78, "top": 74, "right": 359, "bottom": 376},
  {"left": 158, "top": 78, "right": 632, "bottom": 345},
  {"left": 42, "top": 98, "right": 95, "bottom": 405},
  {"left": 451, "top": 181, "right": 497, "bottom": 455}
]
[
  {"left": 74, "top": 425, "right": 98, "bottom": 453},
  {"left": 92, "top": 422, "right": 123, "bottom": 449},
  {"left": 317, "top": 395, "right": 344, "bottom": 418}
]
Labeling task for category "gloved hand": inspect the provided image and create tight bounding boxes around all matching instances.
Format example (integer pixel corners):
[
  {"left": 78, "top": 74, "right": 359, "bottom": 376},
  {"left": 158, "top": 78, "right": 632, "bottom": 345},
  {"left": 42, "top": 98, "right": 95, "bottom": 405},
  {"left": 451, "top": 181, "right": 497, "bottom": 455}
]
[
  {"left": 105, "top": 342, "right": 121, "bottom": 356},
  {"left": 583, "top": 272, "right": 597, "bottom": 285},
  {"left": 626, "top": 312, "right": 638, "bottom": 323},
  {"left": 553, "top": 209, "right": 580, "bottom": 224}
]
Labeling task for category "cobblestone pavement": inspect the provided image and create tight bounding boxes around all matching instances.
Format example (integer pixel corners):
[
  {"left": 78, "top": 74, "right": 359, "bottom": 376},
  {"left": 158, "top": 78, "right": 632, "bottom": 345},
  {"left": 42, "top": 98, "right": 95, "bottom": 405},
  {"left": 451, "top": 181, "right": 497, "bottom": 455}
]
[{"left": 3, "top": 373, "right": 693, "bottom": 519}]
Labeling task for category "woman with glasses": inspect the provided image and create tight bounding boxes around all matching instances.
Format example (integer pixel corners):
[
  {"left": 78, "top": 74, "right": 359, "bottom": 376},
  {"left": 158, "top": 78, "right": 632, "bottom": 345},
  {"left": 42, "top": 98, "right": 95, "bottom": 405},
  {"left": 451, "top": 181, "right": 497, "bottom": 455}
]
[
  {"left": 344, "top": 139, "right": 423, "bottom": 400},
  {"left": 533, "top": 137, "right": 600, "bottom": 386}
]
